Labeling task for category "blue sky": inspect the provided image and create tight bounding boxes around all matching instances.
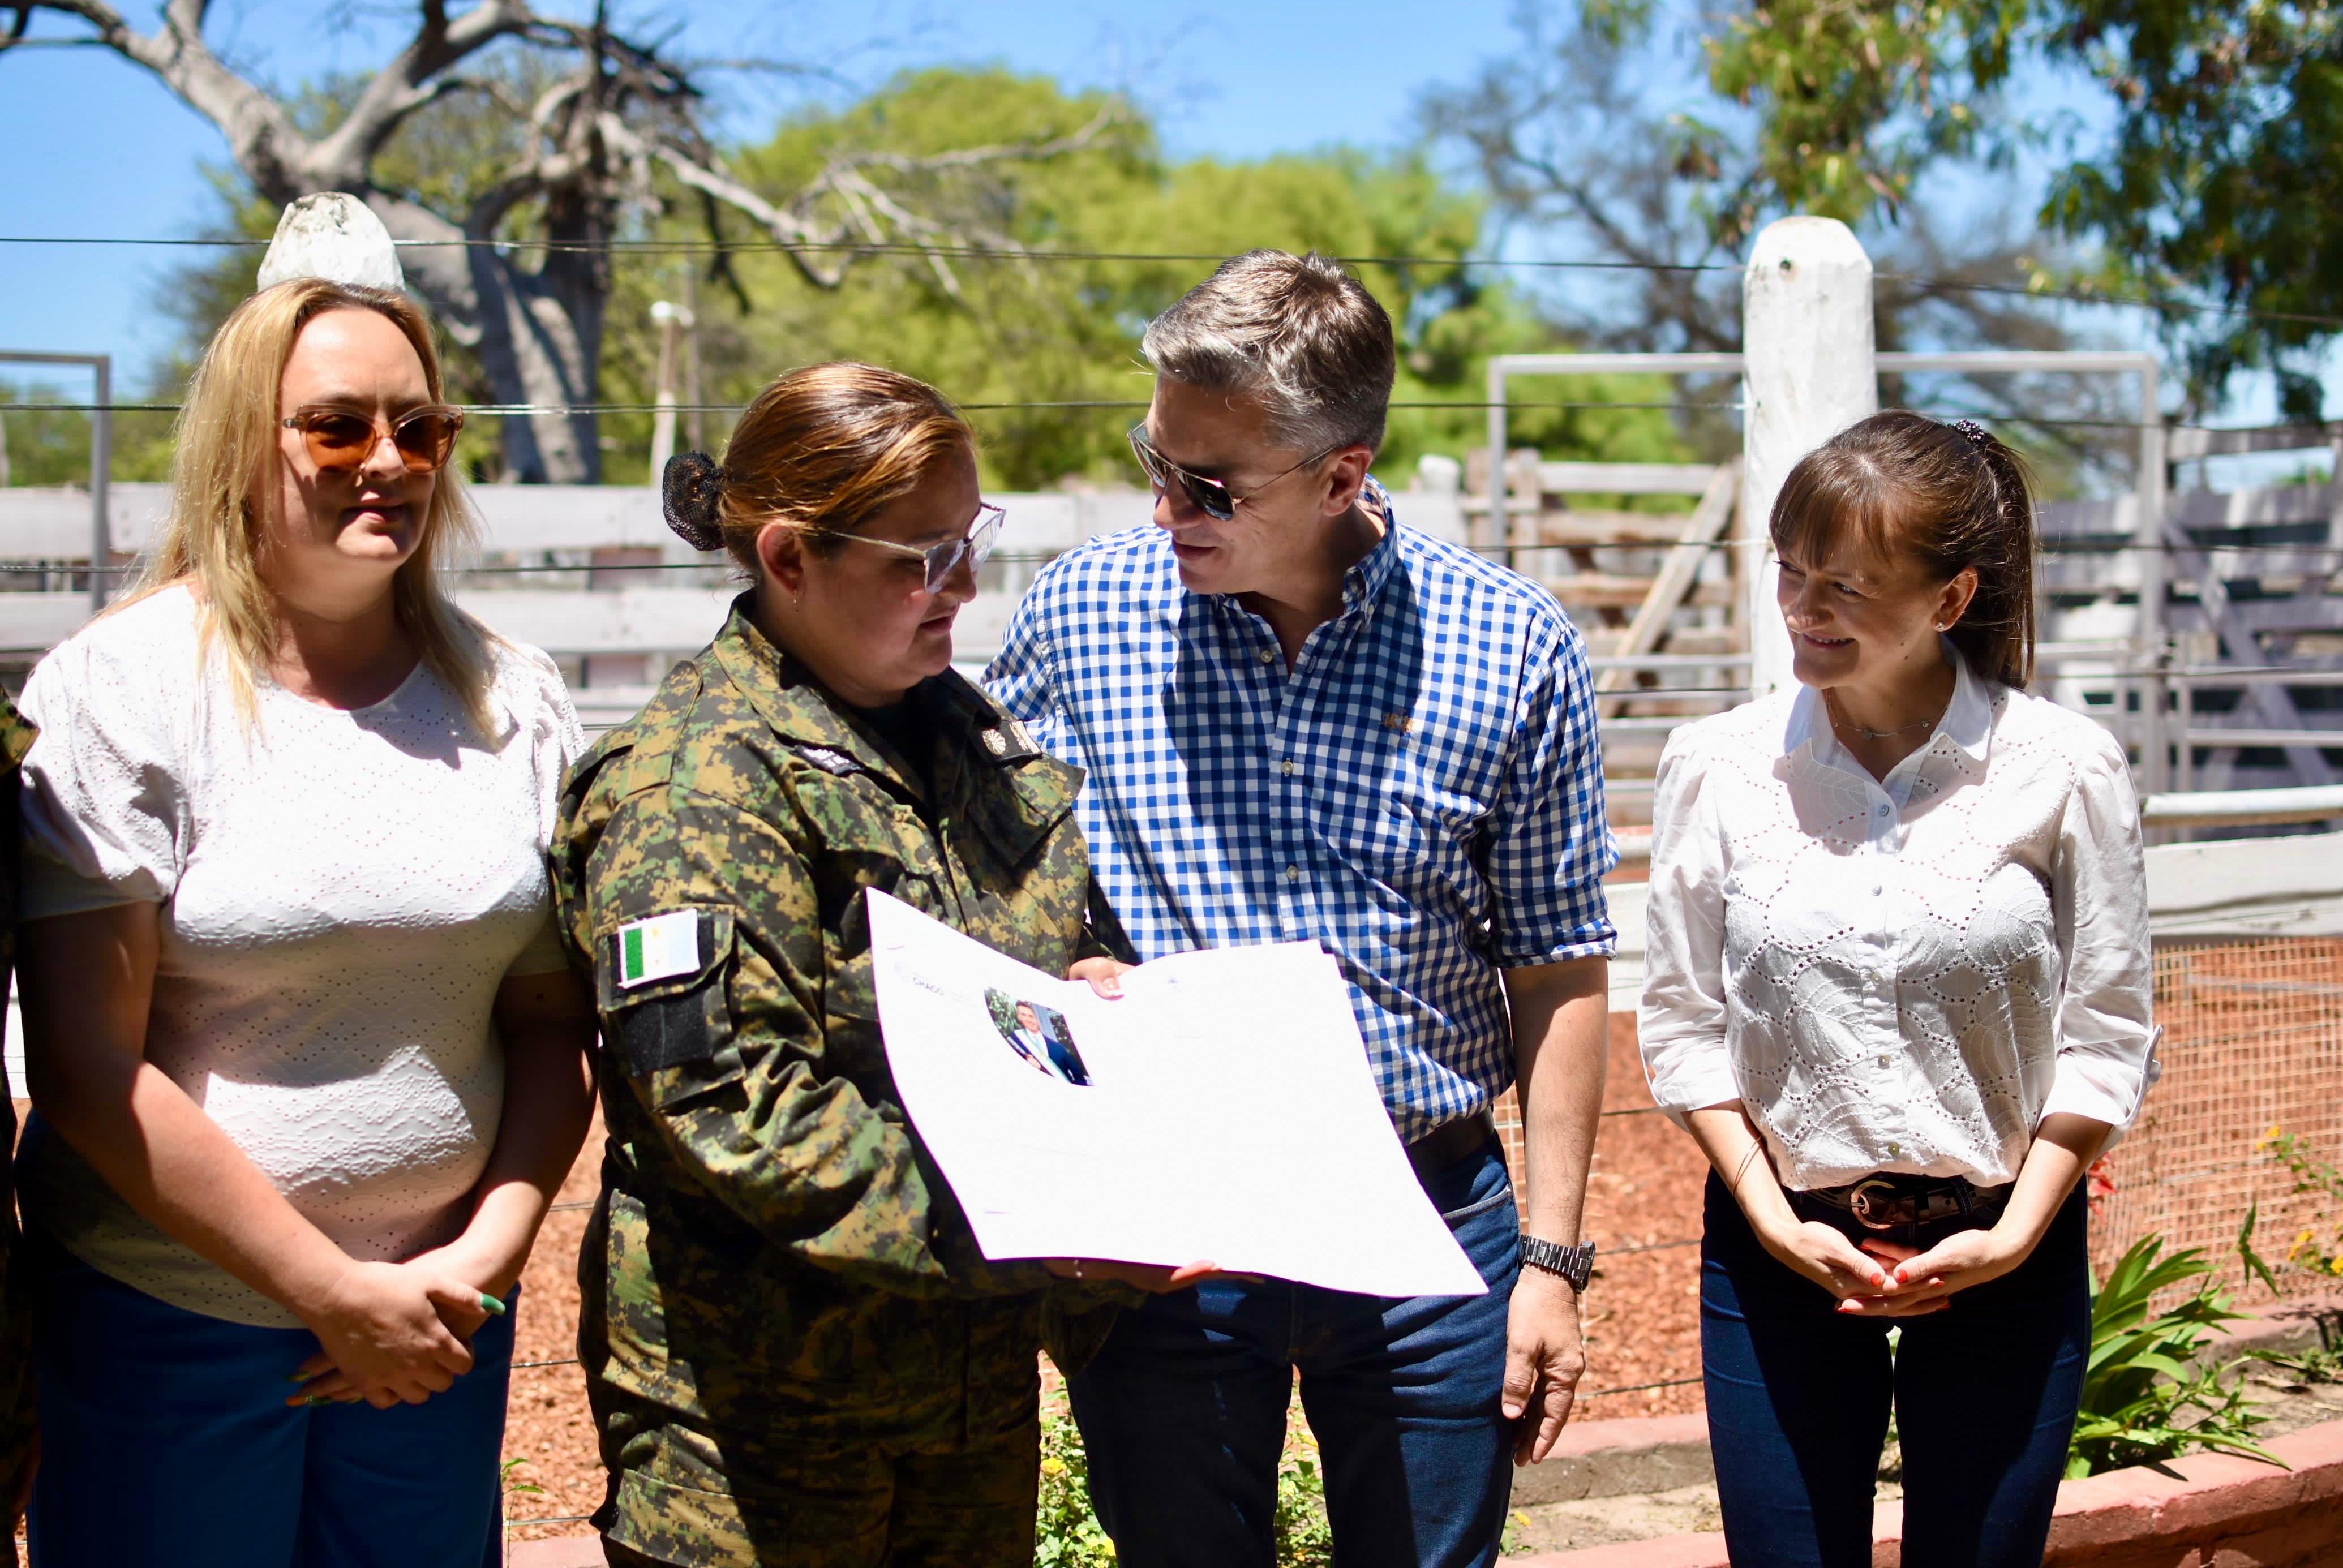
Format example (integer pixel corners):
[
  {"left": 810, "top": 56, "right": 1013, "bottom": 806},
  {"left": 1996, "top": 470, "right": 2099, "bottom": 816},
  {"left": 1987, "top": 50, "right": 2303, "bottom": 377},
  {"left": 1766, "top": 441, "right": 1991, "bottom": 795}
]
[
  {"left": 0, "top": 0, "right": 2322, "bottom": 439},
  {"left": 0, "top": 0, "right": 1522, "bottom": 389}
]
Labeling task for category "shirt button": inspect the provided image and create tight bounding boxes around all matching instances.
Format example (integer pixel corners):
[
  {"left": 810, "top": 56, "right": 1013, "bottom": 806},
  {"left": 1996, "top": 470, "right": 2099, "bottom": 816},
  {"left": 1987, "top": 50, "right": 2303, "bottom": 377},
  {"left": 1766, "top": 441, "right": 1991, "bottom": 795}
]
[
  {"left": 1878, "top": 1055, "right": 1891, "bottom": 1067},
  {"left": 1874, "top": 804, "right": 1890, "bottom": 818},
  {"left": 1281, "top": 760, "right": 1296, "bottom": 776},
  {"left": 1872, "top": 884, "right": 1883, "bottom": 897},
  {"left": 1285, "top": 865, "right": 1301, "bottom": 881},
  {"left": 1257, "top": 647, "right": 1275, "bottom": 665},
  {"left": 1886, "top": 1141, "right": 1902, "bottom": 1157}
]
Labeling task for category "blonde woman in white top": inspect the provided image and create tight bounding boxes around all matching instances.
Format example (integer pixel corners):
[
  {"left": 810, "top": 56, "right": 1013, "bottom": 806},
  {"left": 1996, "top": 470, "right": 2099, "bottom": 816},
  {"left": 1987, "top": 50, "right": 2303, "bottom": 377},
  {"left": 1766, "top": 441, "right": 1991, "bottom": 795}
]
[
  {"left": 14, "top": 279, "right": 596, "bottom": 1568},
  {"left": 1640, "top": 412, "right": 2156, "bottom": 1568}
]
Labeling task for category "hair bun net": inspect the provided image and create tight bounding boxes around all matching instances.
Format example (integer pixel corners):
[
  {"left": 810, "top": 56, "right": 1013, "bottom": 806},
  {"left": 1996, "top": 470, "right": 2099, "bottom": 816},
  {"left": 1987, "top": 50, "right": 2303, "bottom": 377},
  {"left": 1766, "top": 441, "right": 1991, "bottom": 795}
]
[{"left": 662, "top": 452, "right": 727, "bottom": 550}]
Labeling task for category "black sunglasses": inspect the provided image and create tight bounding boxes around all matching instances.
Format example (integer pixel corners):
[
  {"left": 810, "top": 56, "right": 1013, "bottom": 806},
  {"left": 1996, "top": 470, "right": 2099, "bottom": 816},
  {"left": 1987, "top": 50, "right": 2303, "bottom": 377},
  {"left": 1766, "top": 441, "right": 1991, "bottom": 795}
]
[{"left": 1127, "top": 425, "right": 1342, "bottom": 521}]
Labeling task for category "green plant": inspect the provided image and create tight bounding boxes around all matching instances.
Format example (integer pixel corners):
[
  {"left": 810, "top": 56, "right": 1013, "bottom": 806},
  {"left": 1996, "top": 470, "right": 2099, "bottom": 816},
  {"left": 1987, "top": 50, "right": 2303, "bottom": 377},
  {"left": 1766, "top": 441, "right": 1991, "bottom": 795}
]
[
  {"left": 500, "top": 1456, "right": 544, "bottom": 1498},
  {"left": 1035, "top": 1401, "right": 1117, "bottom": 1567},
  {"left": 1033, "top": 1387, "right": 1340, "bottom": 1565},
  {"left": 2066, "top": 1232, "right": 2281, "bottom": 1479},
  {"left": 2255, "top": 1129, "right": 2343, "bottom": 1281}
]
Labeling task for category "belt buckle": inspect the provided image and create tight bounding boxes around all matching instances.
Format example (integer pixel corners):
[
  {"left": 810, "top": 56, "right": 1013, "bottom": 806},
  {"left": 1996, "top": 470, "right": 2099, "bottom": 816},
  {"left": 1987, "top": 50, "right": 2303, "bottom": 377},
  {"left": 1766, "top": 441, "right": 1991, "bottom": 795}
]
[{"left": 1847, "top": 1178, "right": 1902, "bottom": 1231}]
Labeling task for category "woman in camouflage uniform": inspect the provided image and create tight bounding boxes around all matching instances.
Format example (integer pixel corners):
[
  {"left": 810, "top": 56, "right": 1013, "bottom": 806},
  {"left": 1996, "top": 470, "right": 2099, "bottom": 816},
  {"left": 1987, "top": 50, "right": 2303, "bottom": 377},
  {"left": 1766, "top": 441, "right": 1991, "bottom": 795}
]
[{"left": 552, "top": 364, "right": 1200, "bottom": 1568}]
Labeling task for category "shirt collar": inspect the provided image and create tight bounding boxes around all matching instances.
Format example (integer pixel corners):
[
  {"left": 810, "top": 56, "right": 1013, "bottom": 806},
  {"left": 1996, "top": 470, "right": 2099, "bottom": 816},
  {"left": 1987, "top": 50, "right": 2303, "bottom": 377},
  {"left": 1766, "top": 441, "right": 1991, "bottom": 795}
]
[
  {"left": 1341, "top": 477, "right": 1404, "bottom": 617},
  {"left": 1193, "top": 475, "right": 1404, "bottom": 622},
  {"left": 1779, "top": 637, "right": 1993, "bottom": 766}
]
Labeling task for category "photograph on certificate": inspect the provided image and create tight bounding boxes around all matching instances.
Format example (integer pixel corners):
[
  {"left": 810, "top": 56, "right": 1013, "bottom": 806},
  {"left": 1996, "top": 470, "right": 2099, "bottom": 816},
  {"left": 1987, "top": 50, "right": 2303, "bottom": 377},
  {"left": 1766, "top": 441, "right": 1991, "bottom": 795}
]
[{"left": 984, "top": 988, "right": 1091, "bottom": 1086}]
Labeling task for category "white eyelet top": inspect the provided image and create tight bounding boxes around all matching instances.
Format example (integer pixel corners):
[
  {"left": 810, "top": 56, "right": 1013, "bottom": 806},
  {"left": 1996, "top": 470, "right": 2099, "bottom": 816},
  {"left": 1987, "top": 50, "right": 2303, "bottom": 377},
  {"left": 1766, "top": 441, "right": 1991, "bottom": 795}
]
[
  {"left": 15, "top": 584, "right": 583, "bottom": 1325},
  {"left": 1637, "top": 648, "right": 2159, "bottom": 1191}
]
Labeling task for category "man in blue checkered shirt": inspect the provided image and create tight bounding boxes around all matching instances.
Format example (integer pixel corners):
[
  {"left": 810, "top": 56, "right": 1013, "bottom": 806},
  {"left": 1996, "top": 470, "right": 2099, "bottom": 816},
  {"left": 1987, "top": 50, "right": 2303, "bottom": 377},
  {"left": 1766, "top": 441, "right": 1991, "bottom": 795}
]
[{"left": 986, "top": 250, "right": 1617, "bottom": 1568}]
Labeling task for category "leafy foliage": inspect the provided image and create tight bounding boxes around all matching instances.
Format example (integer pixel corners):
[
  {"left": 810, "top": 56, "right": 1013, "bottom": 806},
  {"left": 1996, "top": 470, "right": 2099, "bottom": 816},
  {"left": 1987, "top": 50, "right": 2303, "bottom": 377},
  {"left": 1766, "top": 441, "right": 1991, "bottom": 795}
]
[
  {"left": 2254, "top": 1128, "right": 2343, "bottom": 1282},
  {"left": 1700, "top": 0, "right": 2343, "bottom": 416},
  {"left": 1035, "top": 1385, "right": 1348, "bottom": 1566},
  {"left": 2066, "top": 1231, "right": 2280, "bottom": 1478},
  {"left": 148, "top": 67, "right": 1688, "bottom": 492}
]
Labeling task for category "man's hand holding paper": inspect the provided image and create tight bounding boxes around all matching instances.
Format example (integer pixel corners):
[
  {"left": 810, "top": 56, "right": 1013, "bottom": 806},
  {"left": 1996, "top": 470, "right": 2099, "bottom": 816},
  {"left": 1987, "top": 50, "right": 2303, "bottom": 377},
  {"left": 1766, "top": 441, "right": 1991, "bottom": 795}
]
[{"left": 865, "top": 890, "right": 1485, "bottom": 1299}]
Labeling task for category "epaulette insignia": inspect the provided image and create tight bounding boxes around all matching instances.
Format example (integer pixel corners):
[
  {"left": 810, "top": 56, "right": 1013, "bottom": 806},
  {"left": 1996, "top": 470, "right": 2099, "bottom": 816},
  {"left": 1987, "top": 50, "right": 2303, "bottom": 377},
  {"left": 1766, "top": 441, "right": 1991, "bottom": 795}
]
[
  {"left": 980, "top": 728, "right": 1010, "bottom": 757},
  {"left": 797, "top": 745, "right": 861, "bottom": 776}
]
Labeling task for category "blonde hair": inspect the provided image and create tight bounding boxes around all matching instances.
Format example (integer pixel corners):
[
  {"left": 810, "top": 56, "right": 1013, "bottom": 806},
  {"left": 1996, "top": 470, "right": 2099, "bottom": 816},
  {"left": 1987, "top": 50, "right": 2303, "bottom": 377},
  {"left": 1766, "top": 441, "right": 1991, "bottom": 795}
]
[{"left": 129, "top": 278, "right": 500, "bottom": 737}]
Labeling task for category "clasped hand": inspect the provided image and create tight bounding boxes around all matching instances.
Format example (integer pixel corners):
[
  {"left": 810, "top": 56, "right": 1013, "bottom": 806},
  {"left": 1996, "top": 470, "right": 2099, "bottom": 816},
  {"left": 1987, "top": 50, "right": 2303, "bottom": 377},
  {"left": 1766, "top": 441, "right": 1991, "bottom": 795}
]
[
  {"left": 1756, "top": 1216, "right": 2037, "bottom": 1317},
  {"left": 285, "top": 1257, "right": 500, "bottom": 1409}
]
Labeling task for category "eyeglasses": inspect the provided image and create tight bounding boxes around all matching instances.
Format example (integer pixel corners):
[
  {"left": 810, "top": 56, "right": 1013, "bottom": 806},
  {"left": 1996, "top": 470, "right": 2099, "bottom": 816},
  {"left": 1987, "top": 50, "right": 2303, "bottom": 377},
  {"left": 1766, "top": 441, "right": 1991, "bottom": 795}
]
[
  {"left": 1127, "top": 424, "right": 1342, "bottom": 521},
  {"left": 822, "top": 503, "right": 1006, "bottom": 593},
  {"left": 281, "top": 404, "right": 465, "bottom": 474}
]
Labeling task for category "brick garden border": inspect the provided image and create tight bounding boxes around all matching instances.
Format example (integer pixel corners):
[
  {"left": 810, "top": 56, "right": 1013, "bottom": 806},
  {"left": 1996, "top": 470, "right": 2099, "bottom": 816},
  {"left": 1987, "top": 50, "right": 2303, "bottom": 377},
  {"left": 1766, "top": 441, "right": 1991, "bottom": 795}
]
[{"left": 1509, "top": 1417, "right": 2343, "bottom": 1568}]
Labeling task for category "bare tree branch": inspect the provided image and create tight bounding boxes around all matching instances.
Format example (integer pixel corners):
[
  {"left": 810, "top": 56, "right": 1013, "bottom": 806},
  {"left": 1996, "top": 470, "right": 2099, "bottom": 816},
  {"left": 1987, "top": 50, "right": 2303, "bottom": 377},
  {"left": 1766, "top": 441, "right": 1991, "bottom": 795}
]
[{"left": 310, "top": 0, "right": 535, "bottom": 181}]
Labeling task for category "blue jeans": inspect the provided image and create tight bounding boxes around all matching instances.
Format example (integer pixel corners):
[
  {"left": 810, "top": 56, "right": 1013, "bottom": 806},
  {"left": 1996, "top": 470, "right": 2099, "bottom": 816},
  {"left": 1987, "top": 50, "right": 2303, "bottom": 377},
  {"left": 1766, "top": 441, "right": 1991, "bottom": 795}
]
[
  {"left": 24, "top": 1230, "right": 517, "bottom": 1568},
  {"left": 1700, "top": 1172, "right": 2090, "bottom": 1568},
  {"left": 1067, "top": 1140, "right": 1520, "bottom": 1568}
]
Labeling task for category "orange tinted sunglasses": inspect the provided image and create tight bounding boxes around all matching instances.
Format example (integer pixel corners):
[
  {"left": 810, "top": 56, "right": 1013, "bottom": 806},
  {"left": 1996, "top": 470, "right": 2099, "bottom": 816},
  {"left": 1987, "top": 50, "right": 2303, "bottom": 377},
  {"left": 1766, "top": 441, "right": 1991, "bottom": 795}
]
[{"left": 281, "top": 404, "right": 464, "bottom": 474}]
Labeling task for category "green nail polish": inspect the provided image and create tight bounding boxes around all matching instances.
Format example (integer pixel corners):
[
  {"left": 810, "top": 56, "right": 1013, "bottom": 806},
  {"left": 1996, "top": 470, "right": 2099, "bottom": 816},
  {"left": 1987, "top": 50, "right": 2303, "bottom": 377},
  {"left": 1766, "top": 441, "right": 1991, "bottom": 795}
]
[
  {"left": 479, "top": 1292, "right": 507, "bottom": 1316},
  {"left": 304, "top": 1395, "right": 331, "bottom": 1406}
]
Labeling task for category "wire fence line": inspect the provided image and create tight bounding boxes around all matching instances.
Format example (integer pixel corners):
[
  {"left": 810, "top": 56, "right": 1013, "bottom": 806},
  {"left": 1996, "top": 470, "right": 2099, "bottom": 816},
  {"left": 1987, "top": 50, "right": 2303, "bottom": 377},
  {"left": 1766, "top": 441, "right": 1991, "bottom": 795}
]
[{"left": 0, "top": 233, "right": 2328, "bottom": 327}]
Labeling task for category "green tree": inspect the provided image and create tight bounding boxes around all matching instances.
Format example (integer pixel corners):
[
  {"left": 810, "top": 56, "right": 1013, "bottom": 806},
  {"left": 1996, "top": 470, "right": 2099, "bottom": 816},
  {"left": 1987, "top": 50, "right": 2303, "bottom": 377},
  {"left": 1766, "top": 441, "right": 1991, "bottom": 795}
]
[
  {"left": 1702, "top": 0, "right": 2343, "bottom": 416},
  {"left": 139, "top": 66, "right": 1688, "bottom": 489},
  {"left": 693, "top": 68, "right": 1688, "bottom": 488}
]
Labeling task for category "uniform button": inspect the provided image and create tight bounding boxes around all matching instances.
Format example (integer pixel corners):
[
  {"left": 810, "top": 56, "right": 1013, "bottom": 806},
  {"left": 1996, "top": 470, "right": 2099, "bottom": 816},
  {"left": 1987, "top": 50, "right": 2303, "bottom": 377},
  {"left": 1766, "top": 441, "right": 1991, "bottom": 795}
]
[
  {"left": 1285, "top": 864, "right": 1302, "bottom": 881},
  {"left": 1281, "top": 760, "right": 1296, "bottom": 776},
  {"left": 1872, "top": 884, "right": 1883, "bottom": 897},
  {"left": 1885, "top": 1141, "right": 1902, "bottom": 1157},
  {"left": 1878, "top": 1055, "right": 1891, "bottom": 1067}
]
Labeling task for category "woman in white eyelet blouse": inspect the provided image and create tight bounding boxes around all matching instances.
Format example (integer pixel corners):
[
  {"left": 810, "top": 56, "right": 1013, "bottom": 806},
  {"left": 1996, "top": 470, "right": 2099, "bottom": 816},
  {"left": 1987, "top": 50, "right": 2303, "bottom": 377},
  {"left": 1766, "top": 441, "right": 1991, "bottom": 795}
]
[
  {"left": 11, "top": 278, "right": 596, "bottom": 1568},
  {"left": 1640, "top": 411, "right": 2157, "bottom": 1568}
]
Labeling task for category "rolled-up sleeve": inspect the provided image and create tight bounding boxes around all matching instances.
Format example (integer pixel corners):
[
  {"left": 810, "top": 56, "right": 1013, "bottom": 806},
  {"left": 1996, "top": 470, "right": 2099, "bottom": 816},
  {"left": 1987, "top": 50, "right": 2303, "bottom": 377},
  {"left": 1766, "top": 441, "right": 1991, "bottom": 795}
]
[
  {"left": 1484, "top": 624, "right": 1617, "bottom": 966},
  {"left": 2042, "top": 735, "right": 2159, "bottom": 1142},
  {"left": 1637, "top": 732, "right": 1741, "bottom": 1124}
]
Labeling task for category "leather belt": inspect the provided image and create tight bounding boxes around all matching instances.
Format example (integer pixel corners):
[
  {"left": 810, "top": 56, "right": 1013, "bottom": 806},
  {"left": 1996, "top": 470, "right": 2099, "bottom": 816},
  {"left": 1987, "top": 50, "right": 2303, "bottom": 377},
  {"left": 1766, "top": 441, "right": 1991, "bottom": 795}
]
[
  {"left": 1406, "top": 1110, "right": 1497, "bottom": 1185},
  {"left": 1795, "top": 1172, "right": 2011, "bottom": 1231}
]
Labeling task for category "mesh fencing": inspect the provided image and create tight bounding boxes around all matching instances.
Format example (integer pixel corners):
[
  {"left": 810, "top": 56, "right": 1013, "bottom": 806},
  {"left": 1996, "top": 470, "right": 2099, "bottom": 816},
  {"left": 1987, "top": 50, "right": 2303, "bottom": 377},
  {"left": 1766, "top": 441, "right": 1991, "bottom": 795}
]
[{"left": 2091, "top": 935, "right": 2343, "bottom": 1296}]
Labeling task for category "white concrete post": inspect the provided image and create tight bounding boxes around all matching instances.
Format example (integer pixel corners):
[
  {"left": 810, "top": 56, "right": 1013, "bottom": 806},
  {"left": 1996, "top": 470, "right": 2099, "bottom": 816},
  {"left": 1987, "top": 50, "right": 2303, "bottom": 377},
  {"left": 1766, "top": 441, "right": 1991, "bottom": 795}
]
[
  {"left": 648, "top": 300, "right": 688, "bottom": 478},
  {"left": 1741, "top": 218, "right": 1878, "bottom": 698}
]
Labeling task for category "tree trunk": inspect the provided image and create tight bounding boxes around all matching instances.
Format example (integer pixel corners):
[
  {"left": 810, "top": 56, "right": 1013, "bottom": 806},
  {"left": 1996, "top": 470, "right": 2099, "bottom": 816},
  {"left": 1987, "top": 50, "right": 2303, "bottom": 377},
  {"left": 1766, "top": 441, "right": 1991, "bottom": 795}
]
[{"left": 368, "top": 194, "right": 604, "bottom": 483}]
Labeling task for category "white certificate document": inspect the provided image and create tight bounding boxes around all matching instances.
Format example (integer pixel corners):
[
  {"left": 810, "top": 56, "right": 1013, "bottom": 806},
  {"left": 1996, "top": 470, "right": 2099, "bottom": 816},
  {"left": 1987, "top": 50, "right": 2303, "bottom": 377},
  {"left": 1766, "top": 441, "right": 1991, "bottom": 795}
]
[{"left": 865, "top": 890, "right": 1486, "bottom": 1299}]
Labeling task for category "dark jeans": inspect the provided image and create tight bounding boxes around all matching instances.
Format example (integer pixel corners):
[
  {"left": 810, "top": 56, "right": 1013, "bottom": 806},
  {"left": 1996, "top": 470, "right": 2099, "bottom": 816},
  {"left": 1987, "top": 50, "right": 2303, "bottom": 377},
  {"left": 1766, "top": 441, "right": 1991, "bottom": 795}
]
[
  {"left": 23, "top": 1228, "right": 516, "bottom": 1568},
  {"left": 1067, "top": 1141, "right": 1520, "bottom": 1568},
  {"left": 1700, "top": 1171, "right": 2091, "bottom": 1568}
]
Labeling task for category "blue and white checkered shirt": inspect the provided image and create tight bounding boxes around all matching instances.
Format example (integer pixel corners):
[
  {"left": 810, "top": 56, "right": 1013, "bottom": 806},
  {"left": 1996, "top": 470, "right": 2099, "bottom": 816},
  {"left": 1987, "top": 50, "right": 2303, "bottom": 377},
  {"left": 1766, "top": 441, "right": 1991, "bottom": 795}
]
[{"left": 985, "top": 482, "right": 1616, "bottom": 1139}]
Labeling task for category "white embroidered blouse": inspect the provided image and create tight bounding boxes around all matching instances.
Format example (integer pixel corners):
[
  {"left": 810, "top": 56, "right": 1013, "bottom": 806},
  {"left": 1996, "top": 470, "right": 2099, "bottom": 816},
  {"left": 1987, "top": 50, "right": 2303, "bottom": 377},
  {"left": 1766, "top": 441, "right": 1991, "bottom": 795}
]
[{"left": 1637, "top": 649, "right": 2159, "bottom": 1191}]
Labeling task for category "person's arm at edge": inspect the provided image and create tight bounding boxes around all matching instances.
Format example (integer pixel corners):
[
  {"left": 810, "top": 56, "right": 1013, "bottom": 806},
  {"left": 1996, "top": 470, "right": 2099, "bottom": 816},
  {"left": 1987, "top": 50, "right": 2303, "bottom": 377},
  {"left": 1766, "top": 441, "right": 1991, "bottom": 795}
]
[{"left": 1503, "top": 954, "right": 1608, "bottom": 1464}]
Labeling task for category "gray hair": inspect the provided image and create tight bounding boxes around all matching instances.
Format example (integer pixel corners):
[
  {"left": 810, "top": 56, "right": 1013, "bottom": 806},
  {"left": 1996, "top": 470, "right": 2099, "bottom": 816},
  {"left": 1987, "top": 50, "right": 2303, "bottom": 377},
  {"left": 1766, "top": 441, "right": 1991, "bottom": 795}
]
[{"left": 1140, "top": 250, "right": 1396, "bottom": 457}]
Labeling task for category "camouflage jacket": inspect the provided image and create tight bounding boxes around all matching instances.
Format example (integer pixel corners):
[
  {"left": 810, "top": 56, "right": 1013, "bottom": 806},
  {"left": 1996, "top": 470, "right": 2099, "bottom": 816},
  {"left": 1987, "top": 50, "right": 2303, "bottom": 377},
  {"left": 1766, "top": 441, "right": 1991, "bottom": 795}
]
[
  {"left": 552, "top": 602, "right": 1119, "bottom": 1524},
  {"left": 0, "top": 691, "right": 35, "bottom": 1509}
]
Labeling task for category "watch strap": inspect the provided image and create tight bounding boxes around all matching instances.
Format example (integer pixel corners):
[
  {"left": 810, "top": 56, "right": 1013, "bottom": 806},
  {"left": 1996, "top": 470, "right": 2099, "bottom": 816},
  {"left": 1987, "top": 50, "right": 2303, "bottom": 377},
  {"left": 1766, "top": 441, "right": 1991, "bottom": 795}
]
[{"left": 1520, "top": 1236, "right": 1595, "bottom": 1291}]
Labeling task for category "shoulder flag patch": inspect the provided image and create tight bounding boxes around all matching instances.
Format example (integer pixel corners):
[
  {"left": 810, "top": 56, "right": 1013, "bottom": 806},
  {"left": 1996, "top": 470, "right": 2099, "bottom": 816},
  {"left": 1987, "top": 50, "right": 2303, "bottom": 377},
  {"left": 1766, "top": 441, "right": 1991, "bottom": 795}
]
[{"left": 616, "top": 910, "right": 702, "bottom": 989}]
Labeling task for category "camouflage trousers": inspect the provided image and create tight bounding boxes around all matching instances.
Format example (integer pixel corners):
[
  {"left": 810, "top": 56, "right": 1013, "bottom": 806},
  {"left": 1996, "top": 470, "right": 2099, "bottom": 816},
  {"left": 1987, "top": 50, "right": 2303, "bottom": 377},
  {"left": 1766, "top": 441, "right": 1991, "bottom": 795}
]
[{"left": 594, "top": 1397, "right": 1040, "bottom": 1568}]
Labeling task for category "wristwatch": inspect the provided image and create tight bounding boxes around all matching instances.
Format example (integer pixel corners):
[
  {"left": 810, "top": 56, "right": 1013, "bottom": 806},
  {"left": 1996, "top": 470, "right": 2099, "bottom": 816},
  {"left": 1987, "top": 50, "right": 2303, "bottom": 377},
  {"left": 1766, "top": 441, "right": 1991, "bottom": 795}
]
[{"left": 1520, "top": 1236, "right": 1597, "bottom": 1291}]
